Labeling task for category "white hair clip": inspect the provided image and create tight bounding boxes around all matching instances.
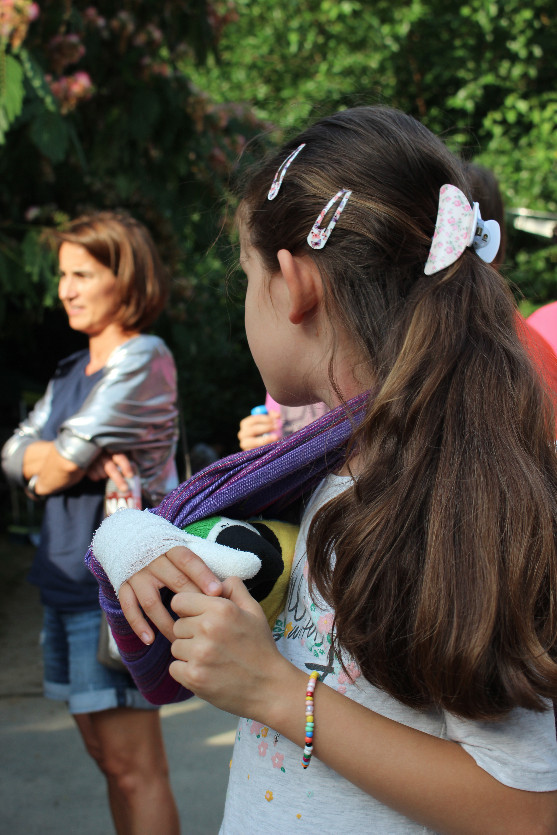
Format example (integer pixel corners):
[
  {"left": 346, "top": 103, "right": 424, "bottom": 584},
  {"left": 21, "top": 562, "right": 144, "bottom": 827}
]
[
  {"left": 307, "top": 189, "right": 352, "bottom": 250},
  {"left": 424, "top": 184, "right": 501, "bottom": 276},
  {"left": 267, "top": 143, "right": 306, "bottom": 200}
]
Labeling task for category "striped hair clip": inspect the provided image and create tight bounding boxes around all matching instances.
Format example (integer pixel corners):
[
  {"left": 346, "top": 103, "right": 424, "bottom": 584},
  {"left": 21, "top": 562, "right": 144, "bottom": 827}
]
[
  {"left": 307, "top": 189, "right": 352, "bottom": 250},
  {"left": 267, "top": 144, "right": 306, "bottom": 200}
]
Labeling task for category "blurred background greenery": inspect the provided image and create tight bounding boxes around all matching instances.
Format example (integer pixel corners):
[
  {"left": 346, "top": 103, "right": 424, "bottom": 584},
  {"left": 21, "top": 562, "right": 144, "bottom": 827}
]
[{"left": 0, "top": 0, "right": 555, "bottom": 499}]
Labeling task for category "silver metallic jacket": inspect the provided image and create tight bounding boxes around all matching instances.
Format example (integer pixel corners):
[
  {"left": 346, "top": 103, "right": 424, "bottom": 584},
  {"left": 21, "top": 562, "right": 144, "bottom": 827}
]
[{"left": 2, "top": 335, "right": 179, "bottom": 505}]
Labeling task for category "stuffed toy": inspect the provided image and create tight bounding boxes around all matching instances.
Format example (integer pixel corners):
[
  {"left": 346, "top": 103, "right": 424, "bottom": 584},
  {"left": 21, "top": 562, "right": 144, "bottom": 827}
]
[
  {"left": 92, "top": 509, "right": 298, "bottom": 629},
  {"left": 87, "top": 392, "right": 369, "bottom": 703},
  {"left": 182, "top": 516, "right": 298, "bottom": 628}
]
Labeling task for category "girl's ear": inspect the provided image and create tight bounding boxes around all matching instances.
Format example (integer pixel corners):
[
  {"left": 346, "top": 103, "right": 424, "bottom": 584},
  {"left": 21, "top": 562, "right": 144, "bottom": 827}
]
[{"left": 276, "top": 249, "right": 322, "bottom": 325}]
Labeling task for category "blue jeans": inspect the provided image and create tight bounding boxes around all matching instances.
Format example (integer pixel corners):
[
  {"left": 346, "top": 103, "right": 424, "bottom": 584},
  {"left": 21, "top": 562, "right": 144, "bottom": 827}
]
[{"left": 41, "top": 605, "right": 158, "bottom": 714}]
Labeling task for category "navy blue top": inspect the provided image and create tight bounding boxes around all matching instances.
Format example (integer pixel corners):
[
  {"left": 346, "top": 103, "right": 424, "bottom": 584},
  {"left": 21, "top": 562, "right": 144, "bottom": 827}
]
[{"left": 28, "top": 350, "right": 105, "bottom": 611}]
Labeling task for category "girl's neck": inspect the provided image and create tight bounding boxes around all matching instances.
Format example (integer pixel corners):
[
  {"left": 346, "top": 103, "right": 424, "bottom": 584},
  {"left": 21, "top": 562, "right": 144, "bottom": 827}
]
[{"left": 86, "top": 326, "right": 140, "bottom": 375}]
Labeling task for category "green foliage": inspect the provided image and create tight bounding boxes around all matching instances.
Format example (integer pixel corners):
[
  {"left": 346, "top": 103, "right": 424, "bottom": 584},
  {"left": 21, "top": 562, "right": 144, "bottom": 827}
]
[
  {"left": 0, "top": 53, "right": 25, "bottom": 140},
  {"left": 187, "top": 0, "right": 557, "bottom": 301},
  {"left": 1, "top": 0, "right": 556, "bottom": 455},
  {"left": 0, "top": 1, "right": 269, "bottom": 450}
]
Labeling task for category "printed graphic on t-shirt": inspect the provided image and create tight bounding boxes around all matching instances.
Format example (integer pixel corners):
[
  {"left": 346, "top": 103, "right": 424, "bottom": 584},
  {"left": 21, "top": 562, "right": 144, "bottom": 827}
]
[{"left": 273, "top": 551, "right": 361, "bottom": 690}]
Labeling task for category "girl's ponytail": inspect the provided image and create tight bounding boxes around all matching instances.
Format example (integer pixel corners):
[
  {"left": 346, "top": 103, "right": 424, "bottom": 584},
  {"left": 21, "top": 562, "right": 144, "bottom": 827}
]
[{"left": 314, "top": 253, "right": 557, "bottom": 718}]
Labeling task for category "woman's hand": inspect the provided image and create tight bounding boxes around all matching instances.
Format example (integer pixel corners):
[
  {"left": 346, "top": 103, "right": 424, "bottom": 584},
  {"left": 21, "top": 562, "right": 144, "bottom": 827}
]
[
  {"left": 87, "top": 451, "right": 134, "bottom": 490},
  {"left": 169, "top": 576, "right": 287, "bottom": 718},
  {"left": 237, "top": 411, "right": 281, "bottom": 450},
  {"left": 119, "top": 546, "right": 223, "bottom": 644}
]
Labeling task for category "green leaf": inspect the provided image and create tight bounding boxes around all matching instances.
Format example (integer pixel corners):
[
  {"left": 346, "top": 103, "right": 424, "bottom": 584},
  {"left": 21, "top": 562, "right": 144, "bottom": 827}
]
[
  {"left": 21, "top": 230, "right": 43, "bottom": 283},
  {"left": 29, "top": 111, "right": 69, "bottom": 164},
  {"left": 0, "top": 54, "right": 25, "bottom": 143},
  {"left": 2, "top": 55, "right": 25, "bottom": 122},
  {"left": 18, "top": 48, "right": 59, "bottom": 113}
]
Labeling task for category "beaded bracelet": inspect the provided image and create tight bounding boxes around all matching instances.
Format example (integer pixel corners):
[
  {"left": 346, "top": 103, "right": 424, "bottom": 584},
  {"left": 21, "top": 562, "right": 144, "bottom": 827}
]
[{"left": 302, "top": 670, "right": 320, "bottom": 768}]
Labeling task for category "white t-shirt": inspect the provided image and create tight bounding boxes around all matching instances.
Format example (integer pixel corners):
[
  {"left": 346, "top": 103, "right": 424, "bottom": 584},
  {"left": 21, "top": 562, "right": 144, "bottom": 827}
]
[{"left": 220, "top": 475, "right": 557, "bottom": 834}]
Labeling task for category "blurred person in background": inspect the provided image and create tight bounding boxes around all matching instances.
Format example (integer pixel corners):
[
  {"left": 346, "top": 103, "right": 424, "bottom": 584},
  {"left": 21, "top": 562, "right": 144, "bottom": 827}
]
[
  {"left": 1, "top": 212, "right": 180, "bottom": 835},
  {"left": 238, "top": 393, "right": 328, "bottom": 450}
]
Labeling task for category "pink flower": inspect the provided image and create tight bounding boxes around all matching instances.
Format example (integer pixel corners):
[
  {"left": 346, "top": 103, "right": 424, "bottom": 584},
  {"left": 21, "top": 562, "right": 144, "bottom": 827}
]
[
  {"left": 258, "top": 741, "right": 268, "bottom": 757},
  {"left": 250, "top": 722, "right": 265, "bottom": 736},
  {"left": 0, "top": 0, "right": 38, "bottom": 47},
  {"left": 271, "top": 752, "right": 284, "bottom": 769},
  {"left": 84, "top": 7, "right": 107, "bottom": 28},
  {"left": 49, "top": 71, "right": 94, "bottom": 113},
  {"left": 338, "top": 661, "right": 361, "bottom": 685},
  {"left": 317, "top": 613, "right": 334, "bottom": 635},
  {"left": 48, "top": 33, "right": 86, "bottom": 74},
  {"left": 70, "top": 71, "right": 93, "bottom": 92},
  {"left": 346, "top": 661, "right": 361, "bottom": 681}
]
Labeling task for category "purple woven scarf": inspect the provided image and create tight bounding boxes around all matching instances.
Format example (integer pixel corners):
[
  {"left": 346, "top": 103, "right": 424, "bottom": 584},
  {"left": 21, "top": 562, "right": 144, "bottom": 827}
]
[{"left": 86, "top": 392, "right": 369, "bottom": 704}]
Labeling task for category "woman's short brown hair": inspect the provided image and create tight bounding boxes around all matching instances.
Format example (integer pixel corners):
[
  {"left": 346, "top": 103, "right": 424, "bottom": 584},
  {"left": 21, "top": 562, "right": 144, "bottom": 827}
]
[{"left": 54, "top": 211, "right": 169, "bottom": 332}]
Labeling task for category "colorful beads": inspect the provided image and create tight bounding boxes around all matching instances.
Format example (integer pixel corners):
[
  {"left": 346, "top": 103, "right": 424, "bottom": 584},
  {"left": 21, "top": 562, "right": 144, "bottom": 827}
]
[{"left": 301, "top": 671, "right": 320, "bottom": 769}]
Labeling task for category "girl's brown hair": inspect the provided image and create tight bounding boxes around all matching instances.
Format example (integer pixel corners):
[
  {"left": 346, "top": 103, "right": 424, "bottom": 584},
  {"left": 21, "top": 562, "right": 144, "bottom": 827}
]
[
  {"left": 241, "top": 106, "right": 557, "bottom": 719},
  {"left": 55, "top": 211, "right": 169, "bottom": 331}
]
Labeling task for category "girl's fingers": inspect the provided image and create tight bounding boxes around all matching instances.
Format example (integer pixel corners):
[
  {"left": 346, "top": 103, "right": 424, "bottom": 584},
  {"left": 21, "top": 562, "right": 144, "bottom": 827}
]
[
  {"left": 116, "top": 550, "right": 221, "bottom": 646},
  {"left": 165, "top": 546, "right": 223, "bottom": 595},
  {"left": 171, "top": 589, "right": 222, "bottom": 618},
  {"left": 221, "top": 575, "right": 271, "bottom": 619},
  {"left": 124, "top": 573, "right": 176, "bottom": 642},
  {"left": 141, "top": 553, "right": 202, "bottom": 596},
  {"left": 171, "top": 577, "right": 265, "bottom": 622},
  {"left": 119, "top": 580, "right": 157, "bottom": 644},
  {"left": 171, "top": 637, "right": 191, "bottom": 660},
  {"left": 237, "top": 414, "right": 280, "bottom": 449},
  {"left": 242, "top": 433, "right": 279, "bottom": 450},
  {"left": 168, "top": 582, "right": 280, "bottom": 711}
]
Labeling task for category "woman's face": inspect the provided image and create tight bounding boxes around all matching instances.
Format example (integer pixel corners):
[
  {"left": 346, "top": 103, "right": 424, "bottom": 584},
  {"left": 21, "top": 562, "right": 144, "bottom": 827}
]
[{"left": 58, "top": 242, "right": 122, "bottom": 337}]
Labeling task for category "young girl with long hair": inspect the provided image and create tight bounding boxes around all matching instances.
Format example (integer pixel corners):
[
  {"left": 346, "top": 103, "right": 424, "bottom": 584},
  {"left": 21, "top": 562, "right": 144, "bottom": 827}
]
[{"left": 94, "top": 107, "right": 557, "bottom": 833}]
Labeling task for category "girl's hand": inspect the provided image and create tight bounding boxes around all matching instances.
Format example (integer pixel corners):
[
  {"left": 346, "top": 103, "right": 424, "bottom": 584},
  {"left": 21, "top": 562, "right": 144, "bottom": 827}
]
[
  {"left": 119, "top": 546, "right": 223, "bottom": 644},
  {"left": 238, "top": 411, "right": 281, "bottom": 450},
  {"left": 169, "top": 576, "right": 286, "bottom": 717}
]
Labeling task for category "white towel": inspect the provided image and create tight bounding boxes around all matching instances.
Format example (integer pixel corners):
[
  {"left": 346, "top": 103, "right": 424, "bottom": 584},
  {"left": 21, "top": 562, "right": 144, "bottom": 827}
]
[{"left": 91, "top": 508, "right": 261, "bottom": 595}]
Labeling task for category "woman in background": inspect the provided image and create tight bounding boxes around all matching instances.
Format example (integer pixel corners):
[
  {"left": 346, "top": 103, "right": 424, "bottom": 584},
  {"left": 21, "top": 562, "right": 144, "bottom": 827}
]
[{"left": 2, "top": 212, "right": 180, "bottom": 835}]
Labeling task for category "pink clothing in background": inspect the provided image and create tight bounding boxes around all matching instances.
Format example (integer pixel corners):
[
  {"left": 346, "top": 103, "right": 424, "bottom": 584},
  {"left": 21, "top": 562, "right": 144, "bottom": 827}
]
[
  {"left": 264, "top": 393, "right": 328, "bottom": 439},
  {"left": 527, "top": 301, "right": 557, "bottom": 356}
]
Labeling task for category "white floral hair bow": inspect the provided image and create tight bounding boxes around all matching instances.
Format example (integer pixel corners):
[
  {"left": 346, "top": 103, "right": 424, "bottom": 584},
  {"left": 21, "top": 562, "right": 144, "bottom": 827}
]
[{"left": 424, "top": 184, "right": 501, "bottom": 276}]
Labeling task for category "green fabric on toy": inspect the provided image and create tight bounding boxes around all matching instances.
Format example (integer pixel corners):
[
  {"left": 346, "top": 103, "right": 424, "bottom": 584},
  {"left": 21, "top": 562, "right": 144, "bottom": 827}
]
[{"left": 183, "top": 516, "right": 298, "bottom": 628}]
